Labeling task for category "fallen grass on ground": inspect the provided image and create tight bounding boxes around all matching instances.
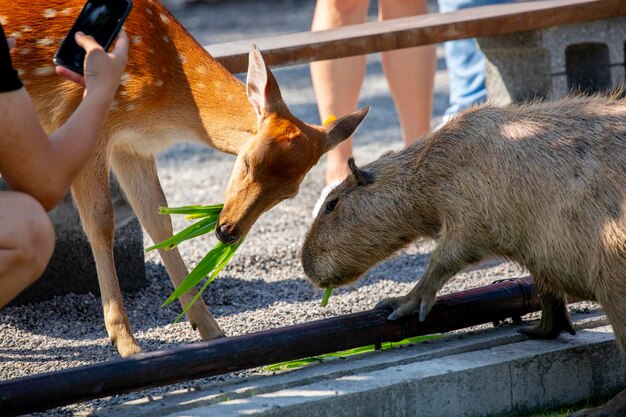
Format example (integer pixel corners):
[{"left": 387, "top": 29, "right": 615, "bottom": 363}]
[{"left": 265, "top": 334, "right": 442, "bottom": 372}]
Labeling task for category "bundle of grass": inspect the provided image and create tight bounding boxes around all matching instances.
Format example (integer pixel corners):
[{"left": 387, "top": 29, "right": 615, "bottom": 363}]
[{"left": 145, "top": 204, "right": 244, "bottom": 322}]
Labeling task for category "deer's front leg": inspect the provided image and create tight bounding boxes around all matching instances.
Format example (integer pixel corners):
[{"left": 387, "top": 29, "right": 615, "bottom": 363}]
[
  {"left": 110, "top": 150, "right": 224, "bottom": 341},
  {"left": 376, "top": 239, "right": 476, "bottom": 321},
  {"left": 72, "top": 153, "right": 141, "bottom": 357}
]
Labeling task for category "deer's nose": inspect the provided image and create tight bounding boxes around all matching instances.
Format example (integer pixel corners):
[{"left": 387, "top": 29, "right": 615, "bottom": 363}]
[{"left": 216, "top": 224, "right": 239, "bottom": 245}]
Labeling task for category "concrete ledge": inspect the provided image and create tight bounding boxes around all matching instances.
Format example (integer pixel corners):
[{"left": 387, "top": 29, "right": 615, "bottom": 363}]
[{"left": 95, "top": 311, "right": 625, "bottom": 417}]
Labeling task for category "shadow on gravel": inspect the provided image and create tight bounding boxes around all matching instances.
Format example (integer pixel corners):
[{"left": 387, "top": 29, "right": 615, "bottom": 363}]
[{"left": 0, "top": 344, "right": 113, "bottom": 365}]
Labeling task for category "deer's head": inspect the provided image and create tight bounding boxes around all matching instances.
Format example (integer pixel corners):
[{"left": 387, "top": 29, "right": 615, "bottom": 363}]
[{"left": 216, "top": 46, "right": 368, "bottom": 244}]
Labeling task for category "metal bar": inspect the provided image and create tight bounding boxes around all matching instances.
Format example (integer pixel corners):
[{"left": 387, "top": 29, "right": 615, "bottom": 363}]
[
  {"left": 205, "top": 0, "right": 626, "bottom": 73},
  {"left": 0, "top": 277, "right": 541, "bottom": 416}
]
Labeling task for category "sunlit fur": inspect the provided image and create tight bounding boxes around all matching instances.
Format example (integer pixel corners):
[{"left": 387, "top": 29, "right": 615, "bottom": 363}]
[{"left": 303, "top": 92, "right": 626, "bottom": 354}]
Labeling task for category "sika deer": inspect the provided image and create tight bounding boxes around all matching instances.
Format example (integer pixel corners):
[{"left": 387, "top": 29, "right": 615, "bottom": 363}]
[{"left": 5, "top": 0, "right": 367, "bottom": 357}]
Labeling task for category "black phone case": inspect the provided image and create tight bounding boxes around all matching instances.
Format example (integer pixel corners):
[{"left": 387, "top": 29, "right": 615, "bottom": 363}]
[{"left": 53, "top": 0, "right": 133, "bottom": 75}]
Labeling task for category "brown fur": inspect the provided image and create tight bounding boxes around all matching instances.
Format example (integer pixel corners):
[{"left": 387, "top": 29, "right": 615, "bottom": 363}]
[
  {"left": 302, "top": 93, "right": 626, "bottom": 415},
  {"left": 3, "top": 0, "right": 367, "bottom": 356}
]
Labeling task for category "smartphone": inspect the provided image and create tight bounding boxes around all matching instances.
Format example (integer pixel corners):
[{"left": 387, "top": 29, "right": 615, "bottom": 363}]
[{"left": 53, "top": 0, "right": 133, "bottom": 75}]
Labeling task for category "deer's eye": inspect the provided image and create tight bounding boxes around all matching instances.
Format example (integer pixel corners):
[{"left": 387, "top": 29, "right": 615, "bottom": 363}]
[{"left": 325, "top": 199, "right": 338, "bottom": 214}]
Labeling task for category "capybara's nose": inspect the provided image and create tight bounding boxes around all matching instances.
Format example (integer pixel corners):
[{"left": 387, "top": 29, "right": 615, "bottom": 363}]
[{"left": 216, "top": 224, "right": 239, "bottom": 245}]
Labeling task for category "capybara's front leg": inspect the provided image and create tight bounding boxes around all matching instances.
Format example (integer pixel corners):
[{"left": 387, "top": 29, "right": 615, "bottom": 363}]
[
  {"left": 519, "top": 292, "right": 575, "bottom": 339},
  {"left": 568, "top": 389, "right": 626, "bottom": 417},
  {"left": 376, "top": 240, "right": 475, "bottom": 321}
]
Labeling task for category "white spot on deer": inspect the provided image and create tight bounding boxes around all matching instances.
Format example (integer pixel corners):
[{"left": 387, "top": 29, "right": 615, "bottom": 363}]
[
  {"left": 0, "top": 16, "right": 8, "bottom": 26},
  {"left": 61, "top": 8, "right": 73, "bottom": 16},
  {"left": 19, "top": 48, "right": 32, "bottom": 56},
  {"left": 196, "top": 66, "right": 207, "bottom": 75},
  {"left": 17, "top": 69, "right": 25, "bottom": 77},
  {"left": 36, "top": 38, "right": 55, "bottom": 47},
  {"left": 120, "top": 73, "right": 131, "bottom": 86},
  {"left": 10, "top": 32, "right": 22, "bottom": 39},
  {"left": 43, "top": 9, "right": 57, "bottom": 18},
  {"left": 21, "top": 26, "right": 32, "bottom": 32},
  {"left": 131, "top": 35, "right": 142, "bottom": 45},
  {"left": 110, "top": 99, "right": 118, "bottom": 110},
  {"left": 154, "top": 80, "right": 164, "bottom": 87},
  {"left": 33, "top": 66, "right": 54, "bottom": 76},
  {"left": 195, "top": 82, "right": 206, "bottom": 90},
  {"left": 146, "top": 7, "right": 154, "bottom": 16},
  {"left": 119, "top": 90, "right": 128, "bottom": 96},
  {"left": 147, "top": 48, "right": 155, "bottom": 54},
  {"left": 159, "top": 13, "right": 169, "bottom": 24},
  {"left": 127, "top": 103, "right": 138, "bottom": 111},
  {"left": 162, "top": 35, "right": 170, "bottom": 44},
  {"left": 178, "top": 55, "right": 187, "bottom": 64}
]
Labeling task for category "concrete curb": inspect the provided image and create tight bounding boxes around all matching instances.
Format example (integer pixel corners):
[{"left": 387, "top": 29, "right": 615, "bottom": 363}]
[{"left": 95, "top": 311, "right": 625, "bottom": 417}]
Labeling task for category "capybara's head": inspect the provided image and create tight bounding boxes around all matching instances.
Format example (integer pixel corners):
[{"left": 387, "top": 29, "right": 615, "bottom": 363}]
[{"left": 301, "top": 154, "right": 423, "bottom": 289}]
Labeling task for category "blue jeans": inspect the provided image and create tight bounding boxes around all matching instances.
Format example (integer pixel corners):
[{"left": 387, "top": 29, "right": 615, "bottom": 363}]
[{"left": 438, "top": 0, "right": 513, "bottom": 118}]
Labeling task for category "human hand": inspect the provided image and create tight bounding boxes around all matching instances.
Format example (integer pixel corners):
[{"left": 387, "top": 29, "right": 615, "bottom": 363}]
[{"left": 55, "top": 29, "right": 129, "bottom": 99}]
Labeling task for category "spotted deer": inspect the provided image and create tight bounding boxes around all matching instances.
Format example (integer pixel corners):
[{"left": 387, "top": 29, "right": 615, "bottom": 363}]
[{"left": 4, "top": 0, "right": 368, "bottom": 357}]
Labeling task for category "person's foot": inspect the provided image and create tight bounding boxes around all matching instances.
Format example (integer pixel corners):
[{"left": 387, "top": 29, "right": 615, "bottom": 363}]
[{"left": 311, "top": 179, "right": 342, "bottom": 218}]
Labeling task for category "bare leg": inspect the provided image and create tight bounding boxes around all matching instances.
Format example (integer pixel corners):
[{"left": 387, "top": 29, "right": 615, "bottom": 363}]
[
  {"left": 110, "top": 150, "right": 224, "bottom": 340},
  {"left": 310, "top": 0, "right": 369, "bottom": 185},
  {"left": 72, "top": 153, "right": 142, "bottom": 357},
  {"left": 519, "top": 291, "right": 575, "bottom": 339},
  {"left": 379, "top": 0, "right": 435, "bottom": 145},
  {"left": 0, "top": 192, "right": 55, "bottom": 308}
]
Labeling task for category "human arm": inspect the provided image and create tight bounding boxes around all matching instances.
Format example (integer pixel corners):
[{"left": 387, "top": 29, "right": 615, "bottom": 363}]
[{"left": 0, "top": 30, "right": 128, "bottom": 211}]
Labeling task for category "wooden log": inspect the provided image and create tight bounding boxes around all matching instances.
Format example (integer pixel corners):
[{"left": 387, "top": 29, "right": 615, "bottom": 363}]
[
  {"left": 0, "top": 277, "right": 541, "bottom": 417},
  {"left": 206, "top": 0, "right": 626, "bottom": 73}
]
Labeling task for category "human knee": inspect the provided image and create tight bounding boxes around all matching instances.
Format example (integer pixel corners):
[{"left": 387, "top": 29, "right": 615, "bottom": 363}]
[
  {"left": 322, "top": 0, "right": 368, "bottom": 19},
  {"left": 379, "top": 0, "right": 429, "bottom": 16},
  {"left": 14, "top": 194, "right": 55, "bottom": 280}
]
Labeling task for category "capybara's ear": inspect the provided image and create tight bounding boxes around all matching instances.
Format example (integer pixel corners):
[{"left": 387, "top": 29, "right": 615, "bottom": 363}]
[
  {"left": 246, "top": 45, "right": 283, "bottom": 118},
  {"left": 324, "top": 107, "right": 370, "bottom": 150},
  {"left": 348, "top": 158, "right": 375, "bottom": 186}
]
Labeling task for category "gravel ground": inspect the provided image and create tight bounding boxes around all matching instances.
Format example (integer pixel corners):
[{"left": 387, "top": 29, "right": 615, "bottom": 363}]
[{"left": 0, "top": 1, "right": 594, "bottom": 416}]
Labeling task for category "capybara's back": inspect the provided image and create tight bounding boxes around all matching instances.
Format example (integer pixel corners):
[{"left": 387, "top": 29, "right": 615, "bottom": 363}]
[{"left": 302, "top": 92, "right": 626, "bottom": 351}]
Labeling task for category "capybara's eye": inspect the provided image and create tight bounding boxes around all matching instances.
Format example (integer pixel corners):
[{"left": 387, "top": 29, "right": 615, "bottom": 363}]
[{"left": 325, "top": 199, "right": 338, "bottom": 214}]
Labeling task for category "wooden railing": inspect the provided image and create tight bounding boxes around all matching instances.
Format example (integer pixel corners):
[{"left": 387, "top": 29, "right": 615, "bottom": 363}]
[{"left": 205, "top": 0, "right": 626, "bottom": 73}]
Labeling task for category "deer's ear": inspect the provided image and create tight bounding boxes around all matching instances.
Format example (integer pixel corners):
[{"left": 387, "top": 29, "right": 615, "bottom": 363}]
[
  {"left": 324, "top": 107, "right": 370, "bottom": 150},
  {"left": 246, "top": 45, "right": 283, "bottom": 118}
]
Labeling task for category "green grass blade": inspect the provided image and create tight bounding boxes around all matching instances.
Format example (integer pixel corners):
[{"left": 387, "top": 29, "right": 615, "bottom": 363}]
[
  {"left": 320, "top": 286, "right": 333, "bottom": 307},
  {"left": 158, "top": 204, "right": 223, "bottom": 216},
  {"left": 172, "top": 240, "right": 244, "bottom": 322},
  {"left": 183, "top": 212, "right": 218, "bottom": 220},
  {"left": 162, "top": 242, "right": 230, "bottom": 307},
  {"left": 145, "top": 217, "right": 217, "bottom": 252}
]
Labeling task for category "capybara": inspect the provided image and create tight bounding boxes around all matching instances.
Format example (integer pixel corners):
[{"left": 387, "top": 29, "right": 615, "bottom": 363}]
[{"left": 301, "top": 93, "right": 626, "bottom": 416}]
